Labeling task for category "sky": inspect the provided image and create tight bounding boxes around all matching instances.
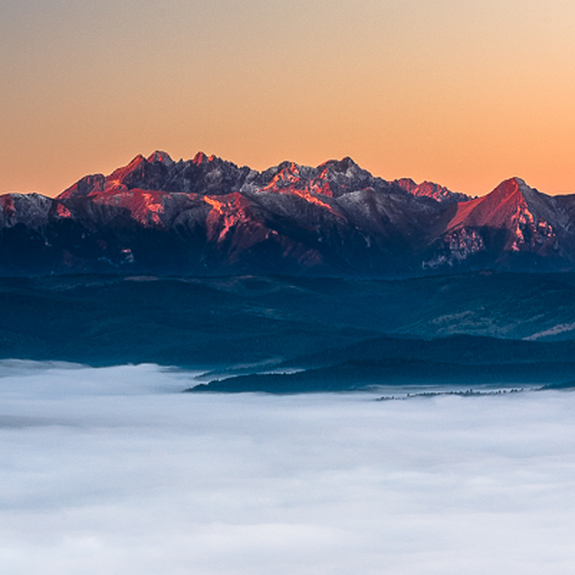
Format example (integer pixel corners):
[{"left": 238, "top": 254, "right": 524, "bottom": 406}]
[
  {"left": 2, "top": 0, "right": 575, "bottom": 197},
  {"left": 2, "top": 361, "right": 575, "bottom": 574}
]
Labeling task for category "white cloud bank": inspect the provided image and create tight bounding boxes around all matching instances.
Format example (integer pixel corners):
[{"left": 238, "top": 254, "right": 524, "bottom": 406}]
[{"left": 0, "top": 361, "right": 575, "bottom": 574}]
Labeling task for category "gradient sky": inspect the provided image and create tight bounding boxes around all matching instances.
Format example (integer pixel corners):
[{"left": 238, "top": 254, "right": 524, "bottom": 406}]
[{"left": 2, "top": 0, "right": 575, "bottom": 197}]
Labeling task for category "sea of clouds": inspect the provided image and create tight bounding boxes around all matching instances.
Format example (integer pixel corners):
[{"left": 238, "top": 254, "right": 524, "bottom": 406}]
[{"left": 1, "top": 361, "right": 575, "bottom": 574}]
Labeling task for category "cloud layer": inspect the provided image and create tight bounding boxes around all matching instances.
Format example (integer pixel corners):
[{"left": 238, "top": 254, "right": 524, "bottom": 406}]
[{"left": 1, "top": 361, "right": 574, "bottom": 574}]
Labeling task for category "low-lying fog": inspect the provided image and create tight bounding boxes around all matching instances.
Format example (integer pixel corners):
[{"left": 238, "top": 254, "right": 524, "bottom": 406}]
[{"left": 1, "top": 361, "right": 574, "bottom": 574}]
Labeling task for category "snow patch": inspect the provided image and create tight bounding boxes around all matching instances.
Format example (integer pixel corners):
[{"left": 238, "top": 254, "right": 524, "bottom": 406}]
[{"left": 525, "top": 322, "right": 575, "bottom": 341}]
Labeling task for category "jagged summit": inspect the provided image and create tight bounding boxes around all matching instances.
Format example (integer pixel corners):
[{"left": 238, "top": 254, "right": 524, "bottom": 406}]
[
  {"left": 147, "top": 150, "right": 174, "bottom": 165},
  {"left": 58, "top": 152, "right": 464, "bottom": 202},
  {"left": 394, "top": 178, "right": 471, "bottom": 204},
  {"left": 318, "top": 156, "right": 361, "bottom": 172},
  {"left": 191, "top": 151, "right": 218, "bottom": 165}
]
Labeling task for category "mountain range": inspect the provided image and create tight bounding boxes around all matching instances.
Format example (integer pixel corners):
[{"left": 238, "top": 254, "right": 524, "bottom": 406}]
[{"left": 3, "top": 151, "right": 575, "bottom": 276}]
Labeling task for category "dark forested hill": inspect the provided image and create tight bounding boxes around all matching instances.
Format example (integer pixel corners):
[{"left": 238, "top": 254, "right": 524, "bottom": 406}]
[{"left": 2, "top": 272, "right": 575, "bottom": 392}]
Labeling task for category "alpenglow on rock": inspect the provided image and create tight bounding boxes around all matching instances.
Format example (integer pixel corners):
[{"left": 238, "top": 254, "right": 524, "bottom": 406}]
[{"left": 1, "top": 151, "right": 575, "bottom": 276}]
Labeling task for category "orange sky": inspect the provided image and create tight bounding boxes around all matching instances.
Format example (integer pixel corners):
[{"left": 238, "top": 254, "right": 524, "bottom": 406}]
[{"left": 2, "top": 0, "right": 575, "bottom": 198}]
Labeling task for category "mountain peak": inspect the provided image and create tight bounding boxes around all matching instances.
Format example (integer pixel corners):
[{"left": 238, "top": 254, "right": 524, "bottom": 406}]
[
  {"left": 446, "top": 178, "right": 533, "bottom": 231},
  {"left": 147, "top": 150, "right": 174, "bottom": 166},
  {"left": 492, "top": 177, "right": 530, "bottom": 197},
  {"left": 105, "top": 154, "right": 153, "bottom": 190},
  {"left": 126, "top": 154, "right": 147, "bottom": 168},
  {"left": 485, "top": 177, "right": 550, "bottom": 211},
  {"left": 510, "top": 176, "right": 527, "bottom": 187},
  {"left": 318, "top": 156, "right": 361, "bottom": 173},
  {"left": 192, "top": 151, "right": 217, "bottom": 165}
]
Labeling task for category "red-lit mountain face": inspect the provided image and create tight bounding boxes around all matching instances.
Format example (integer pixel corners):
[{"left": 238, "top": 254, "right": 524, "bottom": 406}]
[
  {"left": 1, "top": 151, "right": 574, "bottom": 276},
  {"left": 424, "top": 177, "right": 575, "bottom": 270}
]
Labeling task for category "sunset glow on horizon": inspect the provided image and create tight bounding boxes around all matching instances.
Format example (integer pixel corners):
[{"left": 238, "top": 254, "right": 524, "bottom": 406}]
[{"left": 2, "top": 0, "right": 575, "bottom": 198}]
